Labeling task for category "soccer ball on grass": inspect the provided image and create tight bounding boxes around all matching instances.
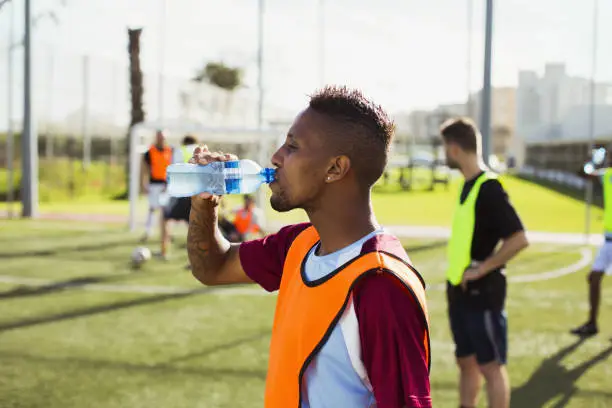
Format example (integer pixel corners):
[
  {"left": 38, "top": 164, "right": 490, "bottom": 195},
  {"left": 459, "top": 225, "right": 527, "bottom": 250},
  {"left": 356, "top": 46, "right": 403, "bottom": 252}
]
[{"left": 131, "top": 246, "right": 152, "bottom": 269}]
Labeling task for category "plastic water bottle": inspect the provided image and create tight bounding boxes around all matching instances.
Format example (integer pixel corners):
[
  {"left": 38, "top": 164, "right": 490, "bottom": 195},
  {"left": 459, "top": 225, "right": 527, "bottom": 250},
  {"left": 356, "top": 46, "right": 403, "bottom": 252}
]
[{"left": 166, "top": 159, "right": 276, "bottom": 197}]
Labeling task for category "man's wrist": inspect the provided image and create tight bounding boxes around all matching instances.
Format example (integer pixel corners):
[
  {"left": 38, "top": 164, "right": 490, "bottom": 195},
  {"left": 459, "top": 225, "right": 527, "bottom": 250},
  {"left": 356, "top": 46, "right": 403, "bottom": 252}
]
[{"left": 477, "top": 262, "right": 491, "bottom": 277}]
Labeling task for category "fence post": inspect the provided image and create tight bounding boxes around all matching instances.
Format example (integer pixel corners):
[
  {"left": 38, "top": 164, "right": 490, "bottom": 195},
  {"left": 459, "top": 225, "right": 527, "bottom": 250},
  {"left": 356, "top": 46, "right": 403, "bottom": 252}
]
[{"left": 82, "top": 54, "right": 91, "bottom": 170}]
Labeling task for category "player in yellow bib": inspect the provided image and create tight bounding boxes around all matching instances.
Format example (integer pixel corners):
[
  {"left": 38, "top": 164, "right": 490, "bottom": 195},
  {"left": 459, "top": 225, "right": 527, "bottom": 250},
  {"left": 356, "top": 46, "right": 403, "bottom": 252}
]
[
  {"left": 571, "top": 150, "right": 612, "bottom": 337},
  {"left": 440, "top": 118, "right": 529, "bottom": 408}
]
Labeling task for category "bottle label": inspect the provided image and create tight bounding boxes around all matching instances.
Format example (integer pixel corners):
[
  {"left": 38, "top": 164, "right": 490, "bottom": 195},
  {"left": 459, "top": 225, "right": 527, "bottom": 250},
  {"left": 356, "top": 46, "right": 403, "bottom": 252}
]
[{"left": 223, "top": 161, "right": 242, "bottom": 179}]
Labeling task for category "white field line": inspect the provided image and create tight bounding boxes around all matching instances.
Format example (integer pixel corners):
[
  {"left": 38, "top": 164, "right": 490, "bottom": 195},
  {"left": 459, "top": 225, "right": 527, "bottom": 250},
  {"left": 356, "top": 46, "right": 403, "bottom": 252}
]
[
  {"left": 0, "top": 276, "right": 268, "bottom": 296},
  {"left": 0, "top": 248, "right": 592, "bottom": 296}
]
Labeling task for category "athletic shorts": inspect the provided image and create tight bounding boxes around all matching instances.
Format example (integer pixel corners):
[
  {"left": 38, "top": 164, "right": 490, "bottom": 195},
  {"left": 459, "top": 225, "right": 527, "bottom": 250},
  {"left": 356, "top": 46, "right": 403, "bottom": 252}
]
[
  {"left": 163, "top": 197, "right": 191, "bottom": 222},
  {"left": 592, "top": 240, "right": 612, "bottom": 274},
  {"left": 449, "top": 301, "right": 508, "bottom": 365},
  {"left": 148, "top": 183, "right": 168, "bottom": 209}
]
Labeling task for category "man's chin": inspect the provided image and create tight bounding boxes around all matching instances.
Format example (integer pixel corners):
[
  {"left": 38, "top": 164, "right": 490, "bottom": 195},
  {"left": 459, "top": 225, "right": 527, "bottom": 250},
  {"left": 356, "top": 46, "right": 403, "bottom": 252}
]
[{"left": 270, "top": 196, "right": 293, "bottom": 213}]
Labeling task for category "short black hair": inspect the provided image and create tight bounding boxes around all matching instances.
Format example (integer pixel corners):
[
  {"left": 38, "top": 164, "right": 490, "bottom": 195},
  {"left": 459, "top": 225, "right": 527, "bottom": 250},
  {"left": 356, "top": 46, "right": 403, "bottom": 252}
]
[
  {"left": 439, "top": 117, "right": 480, "bottom": 153},
  {"left": 308, "top": 85, "right": 395, "bottom": 188},
  {"left": 182, "top": 135, "right": 197, "bottom": 146}
]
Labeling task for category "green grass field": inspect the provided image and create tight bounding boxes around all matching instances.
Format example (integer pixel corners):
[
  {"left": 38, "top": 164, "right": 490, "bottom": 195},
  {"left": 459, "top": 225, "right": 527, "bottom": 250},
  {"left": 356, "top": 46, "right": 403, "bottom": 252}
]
[
  {"left": 0, "top": 172, "right": 605, "bottom": 234},
  {"left": 0, "top": 220, "right": 611, "bottom": 407}
]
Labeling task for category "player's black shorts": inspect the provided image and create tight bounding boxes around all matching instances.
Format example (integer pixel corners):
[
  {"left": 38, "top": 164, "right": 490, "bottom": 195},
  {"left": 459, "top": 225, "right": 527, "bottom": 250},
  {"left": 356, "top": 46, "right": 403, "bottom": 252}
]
[
  {"left": 448, "top": 300, "right": 508, "bottom": 365},
  {"left": 163, "top": 197, "right": 191, "bottom": 222}
]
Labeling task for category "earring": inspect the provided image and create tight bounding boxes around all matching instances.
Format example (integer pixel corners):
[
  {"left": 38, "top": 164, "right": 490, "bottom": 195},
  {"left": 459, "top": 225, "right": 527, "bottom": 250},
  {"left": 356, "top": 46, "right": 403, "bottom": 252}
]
[{"left": 327, "top": 177, "right": 331, "bottom": 181}]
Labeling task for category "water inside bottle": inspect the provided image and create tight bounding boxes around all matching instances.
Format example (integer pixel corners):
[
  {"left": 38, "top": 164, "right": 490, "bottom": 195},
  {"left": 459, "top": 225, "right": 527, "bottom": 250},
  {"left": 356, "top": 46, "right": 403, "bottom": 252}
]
[
  {"left": 167, "top": 162, "right": 226, "bottom": 197},
  {"left": 166, "top": 160, "right": 276, "bottom": 197}
]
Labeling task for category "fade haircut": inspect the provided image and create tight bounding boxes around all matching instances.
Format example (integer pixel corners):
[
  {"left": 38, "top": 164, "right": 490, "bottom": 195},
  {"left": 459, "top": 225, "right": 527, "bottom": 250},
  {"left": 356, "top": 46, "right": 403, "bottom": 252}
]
[
  {"left": 308, "top": 85, "right": 395, "bottom": 188},
  {"left": 439, "top": 117, "right": 480, "bottom": 153}
]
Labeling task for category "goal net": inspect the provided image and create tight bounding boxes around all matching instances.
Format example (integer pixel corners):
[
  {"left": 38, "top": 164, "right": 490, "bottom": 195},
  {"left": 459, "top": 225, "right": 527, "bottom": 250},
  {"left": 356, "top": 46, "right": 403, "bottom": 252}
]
[{"left": 128, "top": 121, "right": 284, "bottom": 232}]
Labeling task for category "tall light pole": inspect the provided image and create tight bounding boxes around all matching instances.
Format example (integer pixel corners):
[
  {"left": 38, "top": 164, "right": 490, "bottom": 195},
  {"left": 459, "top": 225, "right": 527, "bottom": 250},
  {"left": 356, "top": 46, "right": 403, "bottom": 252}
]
[
  {"left": 21, "top": 0, "right": 38, "bottom": 217},
  {"left": 318, "top": 0, "right": 325, "bottom": 87},
  {"left": 257, "top": 0, "right": 264, "bottom": 128},
  {"left": 585, "top": 0, "right": 599, "bottom": 241},
  {"left": 480, "top": 0, "right": 494, "bottom": 166},
  {"left": 82, "top": 54, "right": 91, "bottom": 169},
  {"left": 5, "top": 0, "right": 15, "bottom": 217},
  {"left": 158, "top": 0, "right": 166, "bottom": 125},
  {"left": 466, "top": 0, "right": 473, "bottom": 118}
]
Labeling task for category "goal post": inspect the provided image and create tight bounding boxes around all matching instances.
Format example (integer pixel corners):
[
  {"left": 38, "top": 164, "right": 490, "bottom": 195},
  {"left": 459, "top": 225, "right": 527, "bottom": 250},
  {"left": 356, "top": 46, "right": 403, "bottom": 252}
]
[{"left": 128, "top": 121, "right": 284, "bottom": 232}]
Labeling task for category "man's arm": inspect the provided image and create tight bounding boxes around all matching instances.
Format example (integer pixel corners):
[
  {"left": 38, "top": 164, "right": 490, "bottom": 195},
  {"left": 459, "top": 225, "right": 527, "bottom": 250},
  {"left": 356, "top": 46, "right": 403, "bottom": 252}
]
[
  {"left": 477, "top": 230, "right": 528, "bottom": 275},
  {"left": 187, "top": 147, "right": 253, "bottom": 286},
  {"left": 463, "top": 180, "right": 529, "bottom": 284},
  {"left": 188, "top": 196, "right": 254, "bottom": 286}
]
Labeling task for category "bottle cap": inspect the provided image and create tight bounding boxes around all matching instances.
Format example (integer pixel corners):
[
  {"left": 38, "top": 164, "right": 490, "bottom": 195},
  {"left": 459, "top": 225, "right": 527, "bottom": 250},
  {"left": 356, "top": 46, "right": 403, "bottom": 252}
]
[{"left": 261, "top": 168, "right": 276, "bottom": 183}]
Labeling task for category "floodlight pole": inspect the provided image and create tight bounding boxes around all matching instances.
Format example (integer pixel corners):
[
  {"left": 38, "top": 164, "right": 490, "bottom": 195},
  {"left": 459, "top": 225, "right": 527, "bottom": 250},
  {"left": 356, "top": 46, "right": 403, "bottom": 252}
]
[
  {"left": 318, "top": 0, "right": 325, "bottom": 86},
  {"left": 257, "top": 0, "right": 264, "bottom": 128},
  {"left": 255, "top": 0, "right": 268, "bottom": 226},
  {"left": 82, "top": 54, "right": 91, "bottom": 170},
  {"left": 585, "top": 0, "right": 599, "bottom": 243},
  {"left": 480, "top": 0, "right": 493, "bottom": 167},
  {"left": 6, "top": 0, "right": 15, "bottom": 218},
  {"left": 21, "top": 0, "right": 39, "bottom": 218},
  {"left": 466, "top": 0, "right": 473, "bottom": 118},
  {"left": 158, "top": 0, "right": 166, "bottom": 125}
]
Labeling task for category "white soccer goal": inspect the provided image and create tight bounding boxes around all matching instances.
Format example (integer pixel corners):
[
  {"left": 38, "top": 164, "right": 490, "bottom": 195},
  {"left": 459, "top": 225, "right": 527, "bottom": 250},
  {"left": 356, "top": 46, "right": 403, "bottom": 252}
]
[{"left": 128, "top": 121, "right": 284, "bottom": 232}]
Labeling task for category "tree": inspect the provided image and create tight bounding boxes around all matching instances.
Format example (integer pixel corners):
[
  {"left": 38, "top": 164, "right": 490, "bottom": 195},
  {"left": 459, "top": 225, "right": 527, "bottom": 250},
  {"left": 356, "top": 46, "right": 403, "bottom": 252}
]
[
  {"left": 124, "top": 28, "right": 145, "bottom": 186},
  {"left": 128, "top": 28, "right": 145, "bottom": 128},
  {"left": 193, "top": 62, "right": 243, "bottom": 91},
  {"left": 191, "top": 61, "right": 244, "bottom": 123}
]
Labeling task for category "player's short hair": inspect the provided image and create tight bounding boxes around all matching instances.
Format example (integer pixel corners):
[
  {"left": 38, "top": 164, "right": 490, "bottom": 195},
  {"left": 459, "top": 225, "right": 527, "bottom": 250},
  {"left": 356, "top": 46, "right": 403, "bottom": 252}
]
[
  {"left": 182, "top": 135, "right": 197, "bottom": 146},
  {"left": 308, "top": 85, "right": 395, "bottom": 188},
  {"left": 439, "top": 117, "right": 480, "bottom": 153}
]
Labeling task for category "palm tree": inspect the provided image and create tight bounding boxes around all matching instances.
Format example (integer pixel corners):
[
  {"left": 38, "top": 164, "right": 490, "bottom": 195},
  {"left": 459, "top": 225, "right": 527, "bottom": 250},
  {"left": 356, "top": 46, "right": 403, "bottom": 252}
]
[{"left": 125, "top": 28, "right": 145, "bottom": 184}]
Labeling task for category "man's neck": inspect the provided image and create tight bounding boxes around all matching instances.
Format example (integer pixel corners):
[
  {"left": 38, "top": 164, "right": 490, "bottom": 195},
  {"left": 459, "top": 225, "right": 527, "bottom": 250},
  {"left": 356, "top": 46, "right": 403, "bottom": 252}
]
[
  {"left": 460, "top": 157, "right": 483, "bottom": 181},
  {"left": 307, "top": 196, "right": 379, "bottom": 256}
]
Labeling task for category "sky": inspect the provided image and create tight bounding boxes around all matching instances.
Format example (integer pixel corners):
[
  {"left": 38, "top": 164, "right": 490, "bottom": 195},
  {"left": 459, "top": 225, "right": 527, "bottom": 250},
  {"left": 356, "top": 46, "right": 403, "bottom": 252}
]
[{"left": 0, "top": 0, "right": 611, "bottom": 130}]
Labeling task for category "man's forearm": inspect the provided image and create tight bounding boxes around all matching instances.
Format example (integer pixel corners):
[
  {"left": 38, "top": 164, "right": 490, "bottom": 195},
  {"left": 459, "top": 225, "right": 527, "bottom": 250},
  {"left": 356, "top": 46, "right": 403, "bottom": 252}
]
[
  {"left": 480, "top": 231, "right": 529, "bottom": 274},
  {"left": 187, "top": 199, "right": 232, "bottom": 284}
]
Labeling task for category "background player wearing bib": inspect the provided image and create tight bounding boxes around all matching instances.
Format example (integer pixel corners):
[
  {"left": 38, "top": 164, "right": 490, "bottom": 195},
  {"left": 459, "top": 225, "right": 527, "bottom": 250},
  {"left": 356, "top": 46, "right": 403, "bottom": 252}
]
[
  {"left": 231, "top": 195, "right": 264, "bottom": 241},
  {"left": 159, "top": 135, "right": 198, "bottom": 260},
  {"left": 571, "top": 150, "right": 612, "bottom": 337},
  {"left": 441, "top": 118, "right": 529, "bottom": 408},
  {"left": 186, "top": 86, "right": 432, "bottom": 408},
  {"left": 141, "top": 130, "right": 172, "bottom": 242}
]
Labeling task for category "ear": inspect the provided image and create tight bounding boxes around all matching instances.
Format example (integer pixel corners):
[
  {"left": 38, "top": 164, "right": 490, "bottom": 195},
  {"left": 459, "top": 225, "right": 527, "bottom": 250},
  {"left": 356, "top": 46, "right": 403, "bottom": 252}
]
[{"left": 325, "top": 155, "right": 351, "bottom": 183}]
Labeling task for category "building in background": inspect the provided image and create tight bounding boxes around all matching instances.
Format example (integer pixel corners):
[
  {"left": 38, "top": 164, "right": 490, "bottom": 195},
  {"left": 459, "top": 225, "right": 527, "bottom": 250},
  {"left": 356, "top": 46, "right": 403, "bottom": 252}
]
[
  {"left": 517, "top": 62, "right": 612, "bottom": 144},
  {"left": 399, "top": 88, "right": 517, "bottom": 164},
  {"left": 516, "top": 63, "right": 612, "bottom": 174}
]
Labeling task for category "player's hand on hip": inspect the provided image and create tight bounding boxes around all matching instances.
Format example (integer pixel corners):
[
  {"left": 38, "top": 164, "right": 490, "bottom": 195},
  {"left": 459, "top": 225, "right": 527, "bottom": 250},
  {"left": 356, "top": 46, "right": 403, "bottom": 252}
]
[
  {"left": 188, "top": 144, "right": 239, "bottom": 203},
  {"left": 460, "top": 267, "right": 482, "bottom": 291}
]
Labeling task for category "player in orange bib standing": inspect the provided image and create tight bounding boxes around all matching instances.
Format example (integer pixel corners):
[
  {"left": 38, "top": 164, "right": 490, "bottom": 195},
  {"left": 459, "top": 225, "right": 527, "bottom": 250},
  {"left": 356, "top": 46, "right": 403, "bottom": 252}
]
[
  {"left": 141, "top": 130, "right": 173, "bottom": 242},
  {"left": 186, "top": 86, "right": 432, "bottom": 407}
]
